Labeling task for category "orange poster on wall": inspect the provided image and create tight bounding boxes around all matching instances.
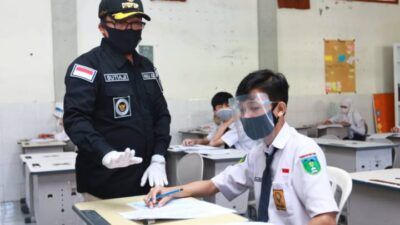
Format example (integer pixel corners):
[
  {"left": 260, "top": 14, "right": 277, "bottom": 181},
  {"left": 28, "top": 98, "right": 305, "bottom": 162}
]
[{"left": 373, "top": 93, "right": 394, "bottom": 133}]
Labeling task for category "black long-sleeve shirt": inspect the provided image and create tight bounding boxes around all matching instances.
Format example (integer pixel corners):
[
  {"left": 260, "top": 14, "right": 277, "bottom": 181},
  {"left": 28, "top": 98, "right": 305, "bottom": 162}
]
[{"left": 63, "top": 39, "right": 171, "bottom": 199}]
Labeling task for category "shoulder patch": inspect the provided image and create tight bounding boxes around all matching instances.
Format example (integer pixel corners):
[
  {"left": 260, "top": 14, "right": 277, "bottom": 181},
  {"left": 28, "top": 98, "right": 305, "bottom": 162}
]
[
  {"left": 300, "top": 153, "right": 321, "bottom": 175},
  {"left": 70, "top": 64, "right": 97, "bottom": 83},
  {"left": 238, "top": 155, "right": 247, "bottom": 163}
]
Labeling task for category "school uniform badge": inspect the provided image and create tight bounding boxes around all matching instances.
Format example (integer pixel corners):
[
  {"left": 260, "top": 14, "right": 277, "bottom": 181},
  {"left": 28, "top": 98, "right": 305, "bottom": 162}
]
[
  {"left": 113, "top": 96, "right": 131, "bottom": 119},
  {"left": 300, "top": 153, "right": 321, "bottom": 175},
  {"left": 273, "top": 189, "right": 287, "bottom": 211}
]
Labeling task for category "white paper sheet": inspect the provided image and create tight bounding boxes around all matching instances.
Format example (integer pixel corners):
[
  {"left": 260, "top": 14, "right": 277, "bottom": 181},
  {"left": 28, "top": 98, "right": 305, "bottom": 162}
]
[
  {"left": 168, "top": 145, "right": 221, "bottom": 152},
  {"left": 121, "top": 198, "right": 235, "bottom": 220}
]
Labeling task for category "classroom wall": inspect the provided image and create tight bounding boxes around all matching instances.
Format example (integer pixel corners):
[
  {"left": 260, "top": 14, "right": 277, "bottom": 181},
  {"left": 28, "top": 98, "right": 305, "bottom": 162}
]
[
  {"left": 76, "top": 0, "right": 259, "bottom": 144},
  {"left": 0, "top": 0, "right": 56, "bottom": 201},
  {"left": 277, "top": 0, "right": 400, "bottom": 130}
]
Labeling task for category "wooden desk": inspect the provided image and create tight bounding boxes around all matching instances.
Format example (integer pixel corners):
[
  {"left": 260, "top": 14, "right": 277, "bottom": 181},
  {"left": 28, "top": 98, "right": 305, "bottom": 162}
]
[
  {"left": 73, "top": 196, "right": 247, "bottom": 225},
  {"left": 317, "top": 124, "right": 349, "bottom": 139},
  {"left": 19, "top": 140, "right": 66, "bottom": 154},
  {"left": 178, "top": 129, "right": 209, "bottom": 141},
  {"left": 295, "top": 125, "right": 313, "bottom": 136},
  {"left": 348, "top": 169, "right": 400, "bottom": 225},
  {"left": 314, "top": 138, "right": 395, "bottom": 172}
]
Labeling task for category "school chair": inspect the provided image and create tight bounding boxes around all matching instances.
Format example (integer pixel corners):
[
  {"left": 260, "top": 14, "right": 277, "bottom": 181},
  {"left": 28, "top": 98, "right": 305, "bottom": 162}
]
[
  {"left": 327, "top": 166, "right": 353, "bottom": 223},
  {"left": 177, "top": 153, "right": 204, "bottom": 185}
]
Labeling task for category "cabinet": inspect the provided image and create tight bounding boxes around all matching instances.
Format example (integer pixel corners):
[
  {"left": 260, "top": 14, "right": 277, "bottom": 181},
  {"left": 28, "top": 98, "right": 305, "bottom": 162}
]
[{"left": 394, "top": 44, "right": 400, "bottom": 127}]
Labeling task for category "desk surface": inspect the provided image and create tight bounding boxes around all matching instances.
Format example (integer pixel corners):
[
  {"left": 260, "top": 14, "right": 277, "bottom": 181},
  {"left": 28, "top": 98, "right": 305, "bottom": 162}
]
[
  {"left": 20, "top": 152, "right": 76, "bottom": 163},
  {"left": 351, "top": 169, "right": 400, "bottom": 191},
  {"left": 314, "top": 138, "right": 396, "bottom": 150},
  {"left": 74, "top": 196, "right": 247, "bottom": 225},
  {"left": 20, "top": 140, "right": 66, "bottom": 148},
  {"left": 26, "top": 156, "right": 76, "bottom": 174},
  {"left": 201, "top": 150, "right": 246, "bottom": 161}
]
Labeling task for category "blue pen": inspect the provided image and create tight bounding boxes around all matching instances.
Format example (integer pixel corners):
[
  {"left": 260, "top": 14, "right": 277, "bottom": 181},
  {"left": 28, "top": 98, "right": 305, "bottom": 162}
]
[{"left": 150, "top": 188, "right": 183, "bottom": 202}]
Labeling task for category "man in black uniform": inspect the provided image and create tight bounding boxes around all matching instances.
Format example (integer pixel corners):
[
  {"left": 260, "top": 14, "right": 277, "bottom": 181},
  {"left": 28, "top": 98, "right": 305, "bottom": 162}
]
[{"left": 63, "top": 0, "right": 171, "bottom": 200}]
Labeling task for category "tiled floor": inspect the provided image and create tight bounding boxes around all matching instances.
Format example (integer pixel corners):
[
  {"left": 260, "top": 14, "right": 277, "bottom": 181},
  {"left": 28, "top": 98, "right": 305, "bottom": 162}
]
[{"left": 0, "top": 201, "right": 35, "bottom": 225}]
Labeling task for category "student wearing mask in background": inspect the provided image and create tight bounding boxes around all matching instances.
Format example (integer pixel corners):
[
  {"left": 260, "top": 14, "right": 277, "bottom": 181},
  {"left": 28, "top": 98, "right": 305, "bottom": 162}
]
[
  {"left": 63, "top": 0, "right": 171, "bottom": 201},
  {"left": 323, "top": 98, "right": 366, "bottom": 141},
  {"left": 182, "top": 92, "right": 255, "bottom": 152},
  {"left": 147, "top": 69, "right": 338, "bottom": 225}
]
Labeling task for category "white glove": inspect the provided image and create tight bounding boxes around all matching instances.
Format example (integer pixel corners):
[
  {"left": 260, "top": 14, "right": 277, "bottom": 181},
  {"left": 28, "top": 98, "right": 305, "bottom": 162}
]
[
  {"left": 140, "top": 154, "right": 168, "bottom": 187},
  {"left": 102, "top": 148, "right": 143, "bottom": 169}
]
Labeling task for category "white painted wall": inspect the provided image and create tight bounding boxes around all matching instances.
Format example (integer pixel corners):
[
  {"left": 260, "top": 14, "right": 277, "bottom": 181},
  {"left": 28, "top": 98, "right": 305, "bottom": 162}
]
[
  {"left": 277, "top": 0, "right": 400, "bottom": 131},
  {"left": 0, "top": 0, "right": 56, "bottom": 201},
  {"left": 76, "top": 0, "right": 259, "bottom": 144}
]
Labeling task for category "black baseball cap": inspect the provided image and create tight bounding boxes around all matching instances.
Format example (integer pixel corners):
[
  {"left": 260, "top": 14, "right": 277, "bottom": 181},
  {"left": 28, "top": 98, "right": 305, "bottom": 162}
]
[{"left": 99, "top": 0, "right": 151, "bottom": 21}]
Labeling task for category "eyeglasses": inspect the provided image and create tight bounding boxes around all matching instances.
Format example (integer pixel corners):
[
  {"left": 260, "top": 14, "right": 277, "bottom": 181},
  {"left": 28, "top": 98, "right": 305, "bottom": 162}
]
[{"left": 103, "top": 19, "right": 146, "bottom": 30}]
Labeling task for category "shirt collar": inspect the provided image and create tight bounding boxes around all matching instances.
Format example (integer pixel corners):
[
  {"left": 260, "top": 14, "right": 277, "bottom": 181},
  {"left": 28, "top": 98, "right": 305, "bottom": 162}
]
[
  {"left": 265, "top": 122, "right": 292, "bottom": 154},
  {"left": 100, "top": 39, "right": 143, "bottom": 69}
]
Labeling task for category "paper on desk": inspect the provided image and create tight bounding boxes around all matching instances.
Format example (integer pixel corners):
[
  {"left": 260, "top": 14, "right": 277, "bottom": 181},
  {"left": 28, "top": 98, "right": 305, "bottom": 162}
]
[
  {"left": 317, "top": 124, "right": 343, "bottom": 129},
  {"left": 169, "top": 145, "right": 221, "bottom": 152},
  {"left": 197, "top": 149, "right": 232, "bottom": 155},
  {"left": 121, "top": 198, "right": 235, "bottom": 220}
]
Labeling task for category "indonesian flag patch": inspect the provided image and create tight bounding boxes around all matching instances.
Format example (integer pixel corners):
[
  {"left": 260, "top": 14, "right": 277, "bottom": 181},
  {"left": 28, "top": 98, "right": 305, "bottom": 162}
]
[{"left": 70, "top": 64, "right": 97, "bottom": 83}]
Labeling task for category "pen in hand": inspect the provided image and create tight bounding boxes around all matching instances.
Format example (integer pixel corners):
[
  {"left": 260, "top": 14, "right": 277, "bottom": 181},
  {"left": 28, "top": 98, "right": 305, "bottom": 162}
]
[{"left": 149, "top": 188, "right": 183, "bottom": 202}]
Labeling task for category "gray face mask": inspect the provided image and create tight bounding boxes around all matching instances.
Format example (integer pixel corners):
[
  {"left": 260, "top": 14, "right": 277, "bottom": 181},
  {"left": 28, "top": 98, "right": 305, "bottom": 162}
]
[{"left": 215, "top": 108, "right": 233, "bottom": 122}]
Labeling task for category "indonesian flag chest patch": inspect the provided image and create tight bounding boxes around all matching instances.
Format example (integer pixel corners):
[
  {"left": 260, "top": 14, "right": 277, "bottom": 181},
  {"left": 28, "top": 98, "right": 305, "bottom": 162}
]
[{"left": 70, "top": 64, "right": 97, "bottom": 83}]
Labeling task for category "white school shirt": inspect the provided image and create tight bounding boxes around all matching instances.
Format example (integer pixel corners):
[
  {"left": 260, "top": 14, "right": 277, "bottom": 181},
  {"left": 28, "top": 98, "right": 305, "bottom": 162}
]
[
  {"left": 329, "top": 110, "right": 365, "bottom": 138},
  {"left": 212, "top": 123, "right": 338, "bottom": 225},
  {"left": 221, "top": 122, "right": 257, "bottom": 152}
]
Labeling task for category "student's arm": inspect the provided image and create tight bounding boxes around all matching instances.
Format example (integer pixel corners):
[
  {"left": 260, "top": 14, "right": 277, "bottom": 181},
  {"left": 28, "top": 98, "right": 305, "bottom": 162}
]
[
  {"left": 308, "top": 212, "right": 337, "bottom": 225},
  {"left": 182, "top": 138, "right": 209, "bottom": 146},
  {"left": 350, "top": 111, "right": 365, "bottom": 135},
  {"left": 144, "top": 180, "right": 218, "bottom": 207},
  {"left": 209, "top": 118, "right": 234, "bottom": 146}
]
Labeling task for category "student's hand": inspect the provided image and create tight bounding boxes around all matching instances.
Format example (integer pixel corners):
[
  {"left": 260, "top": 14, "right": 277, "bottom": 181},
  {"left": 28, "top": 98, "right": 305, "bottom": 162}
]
[
  {"left": 323, "top": 120, "right": 332, "bottom": 125},
  {"left": 144, "top": 186, "right": 176, "bottom": 208},
  {"left": 182, "top": 139, "right": 195, "bottom": 146},
  {"left": 340, "top": 121, "right": 351, "bottom": 127}
]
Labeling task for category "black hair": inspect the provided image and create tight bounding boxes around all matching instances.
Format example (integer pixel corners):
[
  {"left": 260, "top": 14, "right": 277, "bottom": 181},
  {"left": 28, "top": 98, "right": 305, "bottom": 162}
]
[
  {"left": 211, "top": 92, "right": 233, "bottom": 110},
  {"left": 236, "top": 69, "right": 289, "bottom": 105}
]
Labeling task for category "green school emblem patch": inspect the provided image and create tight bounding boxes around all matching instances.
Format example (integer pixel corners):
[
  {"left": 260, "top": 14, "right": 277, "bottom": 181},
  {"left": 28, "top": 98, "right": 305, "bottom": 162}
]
[
  {"left": 300, "top": 153, "right": 321, "bottom": 175},
  {"left": 238, "top": 155, "right": 247, "bottom": 163}
]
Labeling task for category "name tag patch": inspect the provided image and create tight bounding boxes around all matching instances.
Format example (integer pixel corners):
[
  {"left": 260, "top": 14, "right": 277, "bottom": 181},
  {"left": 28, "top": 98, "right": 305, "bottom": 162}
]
[
  {"left": 70, "top": 64, "right": 97, "bottom": 83},
  {"left": 141, "top": 72, "right": 157, "bottom": 80},
  {"left": 104, "top": 73, "right": 129, "bottom": 82},
  {"left": 273, "top": 189, "right": 287, "bottom": 211},
  {"left": 254, "top": 177, "right": 262, "bottom": 182},
  {"left": 113, "top": 96, "right": 131, "bottom": 119}
]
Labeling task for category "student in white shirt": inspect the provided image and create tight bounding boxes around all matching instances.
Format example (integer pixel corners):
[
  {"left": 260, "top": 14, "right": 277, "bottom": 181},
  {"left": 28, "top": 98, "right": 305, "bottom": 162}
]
[
  {"left": 183, "top": 92, "right": 255, "bottom": 151},
  {"left": 145, "top": 69, "right": 338, "bottom": 225},
  {"left": 323, "top": 98, "right": 366, "bottom": 140}
]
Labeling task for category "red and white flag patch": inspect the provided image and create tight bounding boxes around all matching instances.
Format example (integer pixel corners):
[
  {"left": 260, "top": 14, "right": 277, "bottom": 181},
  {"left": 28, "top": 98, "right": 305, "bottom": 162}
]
[{"left": 70, "top": 64, "right": 97, "bottom": 83}]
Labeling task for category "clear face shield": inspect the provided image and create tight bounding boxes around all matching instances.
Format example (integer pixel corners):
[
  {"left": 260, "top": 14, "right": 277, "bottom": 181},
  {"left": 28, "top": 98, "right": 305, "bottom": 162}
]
[{"left": 229, "top": 92, "right": 276, "bottom": 141}]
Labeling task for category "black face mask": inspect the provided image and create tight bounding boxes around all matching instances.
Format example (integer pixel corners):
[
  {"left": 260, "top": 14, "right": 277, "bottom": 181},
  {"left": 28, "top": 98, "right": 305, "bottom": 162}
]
[
  {"left": 105, "top": 27, "right": 142, "bottom": 54},
  {"left": 240, "top": 111, "right": 275, "bottom": 140}
]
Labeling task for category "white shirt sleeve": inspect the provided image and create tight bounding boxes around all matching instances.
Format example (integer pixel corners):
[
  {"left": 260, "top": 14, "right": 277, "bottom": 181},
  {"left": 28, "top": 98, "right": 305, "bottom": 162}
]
[
  {"left": 292, "top": 142, "right": 339, "bottom": 218},
  {"left": 206, "top": 124, "right": 218, "bottom": 141},
  {"left": 211, "top": 154, "right": 253, "bottom": 201},
  {"left": 329, "top": 113, "right": 341, "bottom": 123},
  {"left": 350, "top": 111, "right": 365, "bottom": 135},
  {"left": 221, "top": 125, "right": 239, "bottom": 147}
]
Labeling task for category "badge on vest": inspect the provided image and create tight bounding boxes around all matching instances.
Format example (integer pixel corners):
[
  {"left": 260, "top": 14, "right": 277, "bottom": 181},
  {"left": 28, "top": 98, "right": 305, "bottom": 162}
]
[
  {"left": 113, "top": 96, "right": 131, "bottom": 119},
  {"left": 70, "top": 64, "right": 97, "bottom": 83},
  {"left": 141, "top": 70, "right": 164, "bottom": 92},
  {"left": 300, "top": 153, "right": 321, "bottom": 175},
  {"left": 104, "top": 73, "right": 129, "bottom": 82},
  {"left": 273, "top": 189, "right": 287, "bottom": 211}
]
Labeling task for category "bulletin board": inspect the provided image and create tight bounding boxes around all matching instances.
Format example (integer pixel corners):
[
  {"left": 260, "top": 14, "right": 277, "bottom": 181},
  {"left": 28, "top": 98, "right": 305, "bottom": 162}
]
[
  {"left": 373, "top": 93, "right": 395, "bottom": 133},
  {"left": 324, "top": 40, "right": 356, "bottom": 94}
]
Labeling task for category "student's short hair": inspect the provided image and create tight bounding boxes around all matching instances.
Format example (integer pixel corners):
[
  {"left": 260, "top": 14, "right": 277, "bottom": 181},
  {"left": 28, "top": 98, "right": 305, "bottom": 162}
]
[
  {"left": 211, "top": 92, "right": 233, "bottom": 110},
  {"left": 236, "top": 69, "right": 289, "bottom": 105}
]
